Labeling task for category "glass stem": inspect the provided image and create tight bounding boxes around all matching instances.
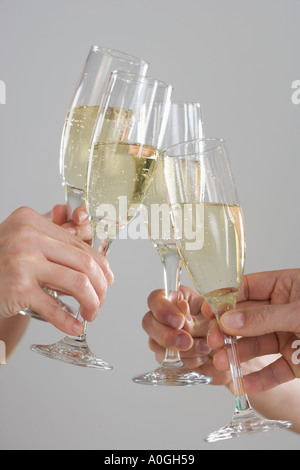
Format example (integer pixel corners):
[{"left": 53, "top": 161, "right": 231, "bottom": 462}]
[
  {"left": 64, "top": 186, "right": 85, "bottom": 221},
  {"left": 224, "top": 335, "right": 252, "bottom": 413},
  {"left": 215, "top": 309, "right": 252, "bottom": 415},
  {"left": 161, "top": 251, "right": 183, "bottom": 367},
  {"left": 66, "top": 222, "right": 113, "bottom": 346},
  {"left": 60, "top": 186, "right": 87, "bottom": 343}
]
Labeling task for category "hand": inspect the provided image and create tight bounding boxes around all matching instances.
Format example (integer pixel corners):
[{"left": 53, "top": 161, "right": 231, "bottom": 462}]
[
  {"left": 143, "top": 286, "right": 232, "bottom": 385},
  {"left": 204, "top": 269, "right": 300, "bottom": 395},
  {"left": 50, "top": 204, "right": 92, "bottom": 243},
  {"left": 0, "top": 207, "right": 114, "bottom": 334}
]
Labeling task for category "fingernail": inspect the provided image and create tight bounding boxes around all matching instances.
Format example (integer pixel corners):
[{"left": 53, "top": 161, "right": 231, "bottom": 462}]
[
  {"left": 221, "top": 312, "right": 245, "bottom": 329},
  {"left": 167, "top": 314, "right": 185, "bottom": 329},
  {"left": 77, "top": 210, "right": 88, "bottom": 224},
  {"left": 197, "top": 339, "right": 211, "bottom": 355},
  {"left": 207, "top": 328, "right": 212, "bottom": 343},
  {"left": 175, "top": 334, "right": 191, "bottom": 349}
]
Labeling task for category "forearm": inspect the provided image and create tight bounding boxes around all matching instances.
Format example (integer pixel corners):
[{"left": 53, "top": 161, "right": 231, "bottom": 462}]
[{"left": 0, "top": 315, "right": 30, "bottom": 360}]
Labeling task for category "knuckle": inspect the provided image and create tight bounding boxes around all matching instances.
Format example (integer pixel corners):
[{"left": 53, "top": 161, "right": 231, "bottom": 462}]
[
  {"left": 10, "top": 206, "right": 36, "bottom": 225},
  {"left": 251, "top": 336, "right": 262, "bottom": 358},
  {"left": 147, "top": 289, "right": 163, "bottom": 310},
  {"left": 142, "top": 311, "right": 152, "bottom": 333},
  {"left": 6, "top": 253, "right": 37, "bottom": 293},
  {"left": 82, "top": 252, "right": 97, "bottom": 274},
  {"left": 148, "top": 338, "right": 159, "bottom": 353},
  {"left": 97, "top": 254, "right": 110, "bottom": 274},
  {"left": 291, "top": 301, "right": 300, "bottom": 334},
  {"left": 248, "top": 305, "right": 272, "bottom": 334},
  {"left": 9, "top": 225, "right": 39, "bottom": 253},
  {"left": 152, "top": 298, "right": 166, "bottom": 321},
  {"left": 73, "top": 272, "right": 90, "bottom": 290}
]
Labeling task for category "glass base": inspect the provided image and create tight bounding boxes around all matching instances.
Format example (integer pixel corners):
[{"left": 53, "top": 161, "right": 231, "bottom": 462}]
[
  {"left": 205, "top": 409, "right": 293, "bottom": 442},
  {"left": 132, "top": 362, "right": 212, "bottom": 386},
  {"left": 30, "top": 335, "right": 113, "bottom": 370}
]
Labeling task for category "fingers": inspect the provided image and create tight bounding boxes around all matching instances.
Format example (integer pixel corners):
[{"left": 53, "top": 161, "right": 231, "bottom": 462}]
[
  {"left": 51, "top": 204, "right": 92, "bottom": 243},
  {"left": 148, "top": 335, "right": 211, "bottom": 361},
  {"left": 144, "top": 289, "right": 211, "bottom": 358},
  {"left": 201, "top": 300, "right": 215, "bottom": 320},
  {"left": 62, "top": 221, "right": 92, "bottom": 243},
  {"left": 211, "top": 333, "right": 281, "bottom": 371},
  {"left": 50, "top": 206, "right": 113, "bottom": 283},
  {"left": 39, "top": 260, "right": 105, "bottom": 322},
  {"left": 51, "top": 204, "right": 88, "bottom": 227},
  {"left": 1, "top": 207, "right": 113, "bottom": 329},
  {"left": 147, "top": 290, "right": 186, "bottom": 329},
  {"left": 207, "top": 318, "right": 224, "bottom": 349},
  {"left": 237, "top": 356, "right": 295, "bottom": 396},
  {"left": 207, "top": 314, "right": 299, "bottom": 395},
  {"left": 142, "top": 311, "right": 193, "bottom": 351},
  {"left": 72, "top": 205, "right": 89, "bottom": 225},
  {"left": 49, "top": 230, "right": 114, "bottom": 287},
  {"left": 153, "top": 348, "right": 210, "bottom": 370},
  {"left": 63, "top": 205, "right": 92, "bottom": 243},
  {"left": 147, "top": 288, "right": 208, "bottom": 335},
  {"left": 51, "top": 205, "right": 67, "bottom": 226},
  {"left": 220, "top": 301, "right": 300, "bottom": 337},
  {"left": 144, "top": 291, "right": 193, "bottom": 351},
  {"left": 29, "top": 287, "right": 84, "bottom": 335},
  {"left": 237, "top": 270, "right": 299, "bottom": 303}
]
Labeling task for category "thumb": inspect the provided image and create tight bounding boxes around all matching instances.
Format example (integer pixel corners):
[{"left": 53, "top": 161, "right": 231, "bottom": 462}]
[{"left": 220, "top": 301, "right": 300, "bottom": 337}]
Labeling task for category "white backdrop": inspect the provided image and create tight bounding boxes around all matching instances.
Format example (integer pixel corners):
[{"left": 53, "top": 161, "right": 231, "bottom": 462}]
[{"left": 0, "top": 0, "right": 299, "bottom": 450}]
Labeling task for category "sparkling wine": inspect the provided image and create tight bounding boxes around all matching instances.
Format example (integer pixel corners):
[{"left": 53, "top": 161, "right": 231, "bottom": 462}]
[
  {"left": 86, "top": 142, "right": 160, "bottom": 237},
  {"left": 176, "top": 202, "right": 245, "bottom": 311},
  {"left": 142, "top": 159, "right": 177, "bottom": 258},
  {"left": 60, "top": 106, "right": 134, "bottom": 191}
]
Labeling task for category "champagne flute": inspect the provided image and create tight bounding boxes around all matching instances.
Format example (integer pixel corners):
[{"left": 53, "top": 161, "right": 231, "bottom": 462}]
[
  {"left": 163, "top": 138, "right": 292, "bottom": 440},
  {"left": 20, "top": 45, "right": 148, "bottom": 323},
  {"left": 86, "top": 71, "right": 172, "bottom": 251},
  {"left": 30, "top": 71, "right": 172, "bottom": 369},
  {"left": 132, "top": 102, "right": 212, "bottom": 386},
  {"left": 60, "top": 46, "right": 148, "bottom": 217}
]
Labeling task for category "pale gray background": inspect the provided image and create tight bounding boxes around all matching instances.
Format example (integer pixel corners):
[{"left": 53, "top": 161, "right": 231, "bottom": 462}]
[{"left": 0, "top": 0, "right": 299, "bottom": 450}]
